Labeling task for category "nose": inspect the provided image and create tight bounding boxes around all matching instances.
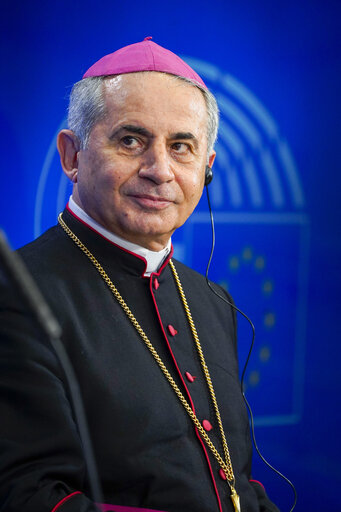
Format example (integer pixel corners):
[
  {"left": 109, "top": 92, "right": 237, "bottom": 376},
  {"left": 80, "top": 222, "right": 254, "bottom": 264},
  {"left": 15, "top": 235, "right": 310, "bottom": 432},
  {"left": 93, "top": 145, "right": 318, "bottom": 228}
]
[{"left": 138, "top": 144, "right": 175, "bottom": 184}]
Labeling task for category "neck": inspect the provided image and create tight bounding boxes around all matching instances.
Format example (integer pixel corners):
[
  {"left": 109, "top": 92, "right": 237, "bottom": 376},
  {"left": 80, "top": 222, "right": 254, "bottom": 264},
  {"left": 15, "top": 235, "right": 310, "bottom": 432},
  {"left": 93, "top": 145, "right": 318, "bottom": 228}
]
[{"left": 67, "top": 196, "right": 172, "bottom": 276}]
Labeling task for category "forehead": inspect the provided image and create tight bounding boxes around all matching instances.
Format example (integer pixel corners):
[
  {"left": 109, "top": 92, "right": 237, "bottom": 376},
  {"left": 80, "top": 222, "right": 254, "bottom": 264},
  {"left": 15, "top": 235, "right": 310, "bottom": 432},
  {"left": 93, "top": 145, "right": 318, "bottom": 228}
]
[{"left": 101, "top": 72, "right": 208, "bottom": 137}]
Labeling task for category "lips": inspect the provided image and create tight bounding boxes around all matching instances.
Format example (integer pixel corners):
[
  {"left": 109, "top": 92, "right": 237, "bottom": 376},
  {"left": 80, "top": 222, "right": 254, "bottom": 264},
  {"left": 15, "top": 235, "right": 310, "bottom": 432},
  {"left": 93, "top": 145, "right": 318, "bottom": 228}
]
[{"left": 128, "top": 193, "right": 174, "bottom": 210}]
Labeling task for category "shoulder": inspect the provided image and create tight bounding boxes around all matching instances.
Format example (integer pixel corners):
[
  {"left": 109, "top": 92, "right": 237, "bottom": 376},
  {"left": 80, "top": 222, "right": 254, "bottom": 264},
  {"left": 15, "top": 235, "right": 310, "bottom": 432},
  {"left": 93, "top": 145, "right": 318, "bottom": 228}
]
[
  {"left": 18, "top": 224, "right": 70, "bottom": 268},
  {"left": 14, "top": 223, "right": 88, "bottom": 312},
  {"left": 17, "top": 223, "right": 84, "bottom": 283}
]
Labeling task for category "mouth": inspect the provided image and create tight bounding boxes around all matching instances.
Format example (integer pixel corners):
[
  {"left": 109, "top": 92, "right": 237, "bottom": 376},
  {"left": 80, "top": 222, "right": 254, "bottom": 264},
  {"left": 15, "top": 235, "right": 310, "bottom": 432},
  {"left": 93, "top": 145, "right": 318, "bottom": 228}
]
[{"left": 128, "top": 194, "right": 174, "bottom": 210}]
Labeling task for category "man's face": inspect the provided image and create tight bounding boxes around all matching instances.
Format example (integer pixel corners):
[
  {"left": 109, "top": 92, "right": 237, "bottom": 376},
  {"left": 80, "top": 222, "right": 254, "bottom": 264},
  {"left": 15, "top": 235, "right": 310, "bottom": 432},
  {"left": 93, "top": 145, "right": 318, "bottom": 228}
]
[{"left": 71, "top": 72, "right": 214, "bottom": 250}]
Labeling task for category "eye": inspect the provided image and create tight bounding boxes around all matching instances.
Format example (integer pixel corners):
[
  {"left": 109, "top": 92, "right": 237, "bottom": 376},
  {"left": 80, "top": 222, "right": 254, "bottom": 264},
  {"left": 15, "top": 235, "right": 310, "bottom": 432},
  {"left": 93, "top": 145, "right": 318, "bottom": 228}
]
[
  {"left": 171, "top": 142, "right": 190, "bottom": 154},
  {"left": 121, "top": 135, "right": 140, "bottom": 148}
]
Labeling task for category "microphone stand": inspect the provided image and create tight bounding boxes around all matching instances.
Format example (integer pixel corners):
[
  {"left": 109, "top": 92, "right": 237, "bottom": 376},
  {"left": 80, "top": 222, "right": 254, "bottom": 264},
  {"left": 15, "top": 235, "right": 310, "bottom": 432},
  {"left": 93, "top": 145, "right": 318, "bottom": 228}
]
[{"left": 0, "top": 230, "right": 103, "bottom": 508}]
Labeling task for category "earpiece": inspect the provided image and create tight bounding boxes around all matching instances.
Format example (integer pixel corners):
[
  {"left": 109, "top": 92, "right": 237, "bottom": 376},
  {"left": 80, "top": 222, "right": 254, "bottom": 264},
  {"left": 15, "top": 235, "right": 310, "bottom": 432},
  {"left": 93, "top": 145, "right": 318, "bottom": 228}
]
[{"left": 205, "top": 165, "right": 213, "bottom": 186}]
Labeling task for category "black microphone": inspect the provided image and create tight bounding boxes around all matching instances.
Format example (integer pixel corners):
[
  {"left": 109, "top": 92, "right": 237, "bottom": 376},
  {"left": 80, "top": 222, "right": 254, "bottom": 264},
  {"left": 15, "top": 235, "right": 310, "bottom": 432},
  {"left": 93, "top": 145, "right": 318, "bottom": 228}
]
[{"left": 0, "top": 230, "right": 103, "bottom": 508}]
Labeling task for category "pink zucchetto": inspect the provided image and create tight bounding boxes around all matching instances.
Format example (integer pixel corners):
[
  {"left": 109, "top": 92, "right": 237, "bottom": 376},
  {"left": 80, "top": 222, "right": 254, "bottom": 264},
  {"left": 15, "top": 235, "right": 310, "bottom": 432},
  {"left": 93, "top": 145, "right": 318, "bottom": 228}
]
[{"left": 83, "top": 37, "right": 207, "bottom": 89}]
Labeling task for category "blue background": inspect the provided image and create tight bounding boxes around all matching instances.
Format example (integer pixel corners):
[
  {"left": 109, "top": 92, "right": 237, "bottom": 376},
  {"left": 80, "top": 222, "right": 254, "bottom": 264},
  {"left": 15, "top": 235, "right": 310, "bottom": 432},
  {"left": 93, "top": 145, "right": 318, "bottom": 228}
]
[{"left": 1, "top": 1, "right": 340, "bottom": 511}]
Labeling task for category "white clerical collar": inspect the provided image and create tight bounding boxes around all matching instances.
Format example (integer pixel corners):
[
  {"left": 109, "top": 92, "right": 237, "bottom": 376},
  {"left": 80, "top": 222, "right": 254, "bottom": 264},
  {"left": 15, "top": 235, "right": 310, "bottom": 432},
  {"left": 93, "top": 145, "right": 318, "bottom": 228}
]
[{"left": 68, "top": 196, "right": 171, "bottom": 277}]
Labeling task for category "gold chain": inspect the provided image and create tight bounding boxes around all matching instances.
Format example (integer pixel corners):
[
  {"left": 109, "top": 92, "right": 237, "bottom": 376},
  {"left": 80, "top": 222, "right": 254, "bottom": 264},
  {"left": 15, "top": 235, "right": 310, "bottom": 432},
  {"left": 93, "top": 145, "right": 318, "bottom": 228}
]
[
  {"left": 169, "top": 260, "right": 234, "bottom": 478},
  {"left": 58, "top": 213, "right": 240, "bottom": 511}
]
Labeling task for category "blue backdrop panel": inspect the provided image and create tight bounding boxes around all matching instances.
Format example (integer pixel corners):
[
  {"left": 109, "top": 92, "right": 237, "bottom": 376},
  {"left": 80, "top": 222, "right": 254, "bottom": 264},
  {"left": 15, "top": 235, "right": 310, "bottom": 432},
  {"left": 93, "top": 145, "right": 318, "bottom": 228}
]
[{"left": 1, "top": 1, "right": 340, "bottom": 510}]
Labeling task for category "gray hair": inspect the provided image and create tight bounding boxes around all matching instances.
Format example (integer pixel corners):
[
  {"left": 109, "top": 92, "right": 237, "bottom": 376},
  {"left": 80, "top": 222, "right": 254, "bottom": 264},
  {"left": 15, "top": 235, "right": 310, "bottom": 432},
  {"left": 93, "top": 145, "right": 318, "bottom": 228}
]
[{"left": 67, "top": 72, "right": 219, "bottom": 157}]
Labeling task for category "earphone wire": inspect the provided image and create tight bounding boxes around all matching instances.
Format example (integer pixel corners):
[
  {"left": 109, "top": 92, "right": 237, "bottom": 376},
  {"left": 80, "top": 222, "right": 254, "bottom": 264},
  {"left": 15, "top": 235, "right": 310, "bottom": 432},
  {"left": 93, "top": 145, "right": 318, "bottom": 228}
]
[{"left": 204, "top": 185, "right": 297, "bottom": 512}]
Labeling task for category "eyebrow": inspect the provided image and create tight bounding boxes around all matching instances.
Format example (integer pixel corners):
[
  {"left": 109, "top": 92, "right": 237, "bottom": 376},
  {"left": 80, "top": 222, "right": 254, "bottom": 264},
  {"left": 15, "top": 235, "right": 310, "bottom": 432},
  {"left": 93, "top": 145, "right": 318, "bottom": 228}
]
[
  {"left": 110, "top": 125, "right": 152, "bottom": 139},
  {"left": 169, "top": 132, "right": 199, "bottom": 149},
  {"left": 111, "top": 125, "right": 198, "bottom": 148}
]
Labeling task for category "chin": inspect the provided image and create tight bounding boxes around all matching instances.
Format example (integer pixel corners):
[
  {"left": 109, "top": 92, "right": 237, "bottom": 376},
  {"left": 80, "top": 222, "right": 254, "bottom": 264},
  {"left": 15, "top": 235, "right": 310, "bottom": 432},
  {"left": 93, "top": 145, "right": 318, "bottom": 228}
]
[
  {"left": 121, "top": 222, "right": 174, "bottom": 247},
  {"left": 122, "top": 216, "right": 175, "bottom": 236}
]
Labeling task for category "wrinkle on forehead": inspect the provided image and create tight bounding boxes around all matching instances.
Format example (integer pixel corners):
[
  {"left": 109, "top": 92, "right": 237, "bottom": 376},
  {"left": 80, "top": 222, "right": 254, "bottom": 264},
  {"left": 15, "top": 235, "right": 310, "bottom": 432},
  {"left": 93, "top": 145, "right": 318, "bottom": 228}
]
[
  {"left": 110, "top": 74, "right": 204, "bottom": 115},
  {"left": 103, "top": 74, "right": 124, "bottom": 95},
  {"left": 103, "top": 71, "right": 203, "bottom": 101}
]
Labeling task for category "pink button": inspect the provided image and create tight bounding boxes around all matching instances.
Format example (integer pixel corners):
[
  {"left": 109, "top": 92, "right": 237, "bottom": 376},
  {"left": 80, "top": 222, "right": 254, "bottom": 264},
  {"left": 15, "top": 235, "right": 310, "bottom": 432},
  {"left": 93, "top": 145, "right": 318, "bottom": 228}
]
[
  {"left": 153, "top": 278, "right": 159, "bottom": 290},
  {"left": 202, "top": 419, "right": 213, "bottom": 431},
  {"left": 185, "top": 371, "right": 196, "bottom": 383},
  {"left": 219, "top": 468, "right": 227, "bottom": 480},
  {"left": 167, "top": 325, "right": 178, "bottom": 336}
]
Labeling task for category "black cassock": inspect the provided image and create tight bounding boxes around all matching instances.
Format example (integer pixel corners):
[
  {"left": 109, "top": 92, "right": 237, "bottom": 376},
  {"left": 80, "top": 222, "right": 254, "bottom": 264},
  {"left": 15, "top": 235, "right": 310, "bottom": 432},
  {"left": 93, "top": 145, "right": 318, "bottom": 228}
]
[{"left": 0, "top": 208, "right": 279, "bottom": 512}]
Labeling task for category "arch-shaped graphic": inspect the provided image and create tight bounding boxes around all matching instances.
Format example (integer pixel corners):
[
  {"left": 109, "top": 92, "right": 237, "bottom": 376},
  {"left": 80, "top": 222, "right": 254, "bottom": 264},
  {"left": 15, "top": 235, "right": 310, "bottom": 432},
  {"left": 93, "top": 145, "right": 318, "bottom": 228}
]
[{"left": 184, "top": 56, "right": 305, "bottom": 211}]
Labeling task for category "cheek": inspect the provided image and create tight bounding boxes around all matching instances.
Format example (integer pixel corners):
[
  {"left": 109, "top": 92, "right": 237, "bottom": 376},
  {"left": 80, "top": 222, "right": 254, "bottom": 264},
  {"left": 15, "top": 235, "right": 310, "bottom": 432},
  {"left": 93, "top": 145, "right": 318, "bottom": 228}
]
[
  {"left": 92, "top": 160, "right": 123, "bottom": 190},
  {"left": 184, "top": 171, "right": 205, "bottom": 199},
  {"left": 178, "top": 179, "right": 204, "bottom": 217},
  {"left": 99, "top": 153, "right": 136, "bottom": 190}
]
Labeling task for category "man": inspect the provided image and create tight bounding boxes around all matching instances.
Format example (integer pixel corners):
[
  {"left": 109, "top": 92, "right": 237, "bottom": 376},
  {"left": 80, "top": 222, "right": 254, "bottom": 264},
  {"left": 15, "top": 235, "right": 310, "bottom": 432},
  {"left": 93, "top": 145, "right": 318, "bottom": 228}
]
[{"left": 0, "top": 39, "right": 279, "bottom": 512}]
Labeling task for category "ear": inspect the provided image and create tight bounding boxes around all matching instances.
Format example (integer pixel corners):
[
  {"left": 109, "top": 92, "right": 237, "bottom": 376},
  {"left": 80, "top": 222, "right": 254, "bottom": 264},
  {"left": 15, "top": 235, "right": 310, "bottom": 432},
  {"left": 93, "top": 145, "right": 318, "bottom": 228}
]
[
  {"left": 57, "top": 129, "right": 81, "bottom": 183},
  {"left": 208, "top": 151, "right": 216, "bottom": 169}
]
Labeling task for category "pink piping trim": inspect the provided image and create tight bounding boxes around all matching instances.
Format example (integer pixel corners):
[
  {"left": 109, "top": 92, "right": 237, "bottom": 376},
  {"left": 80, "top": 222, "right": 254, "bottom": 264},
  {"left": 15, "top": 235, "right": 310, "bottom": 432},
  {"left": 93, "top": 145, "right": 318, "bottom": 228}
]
[
  {"left": 65, "top": 204, "right": 148, "bottom": 276},
  {"left": 250, "top": 479, "right": 265, "bottom": 491},
  {"left": 51, "top": 491, "right": 82, "bottom": 512},
  {"left": 149, "top": 278, "right": 223, "bottom": 512}
]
